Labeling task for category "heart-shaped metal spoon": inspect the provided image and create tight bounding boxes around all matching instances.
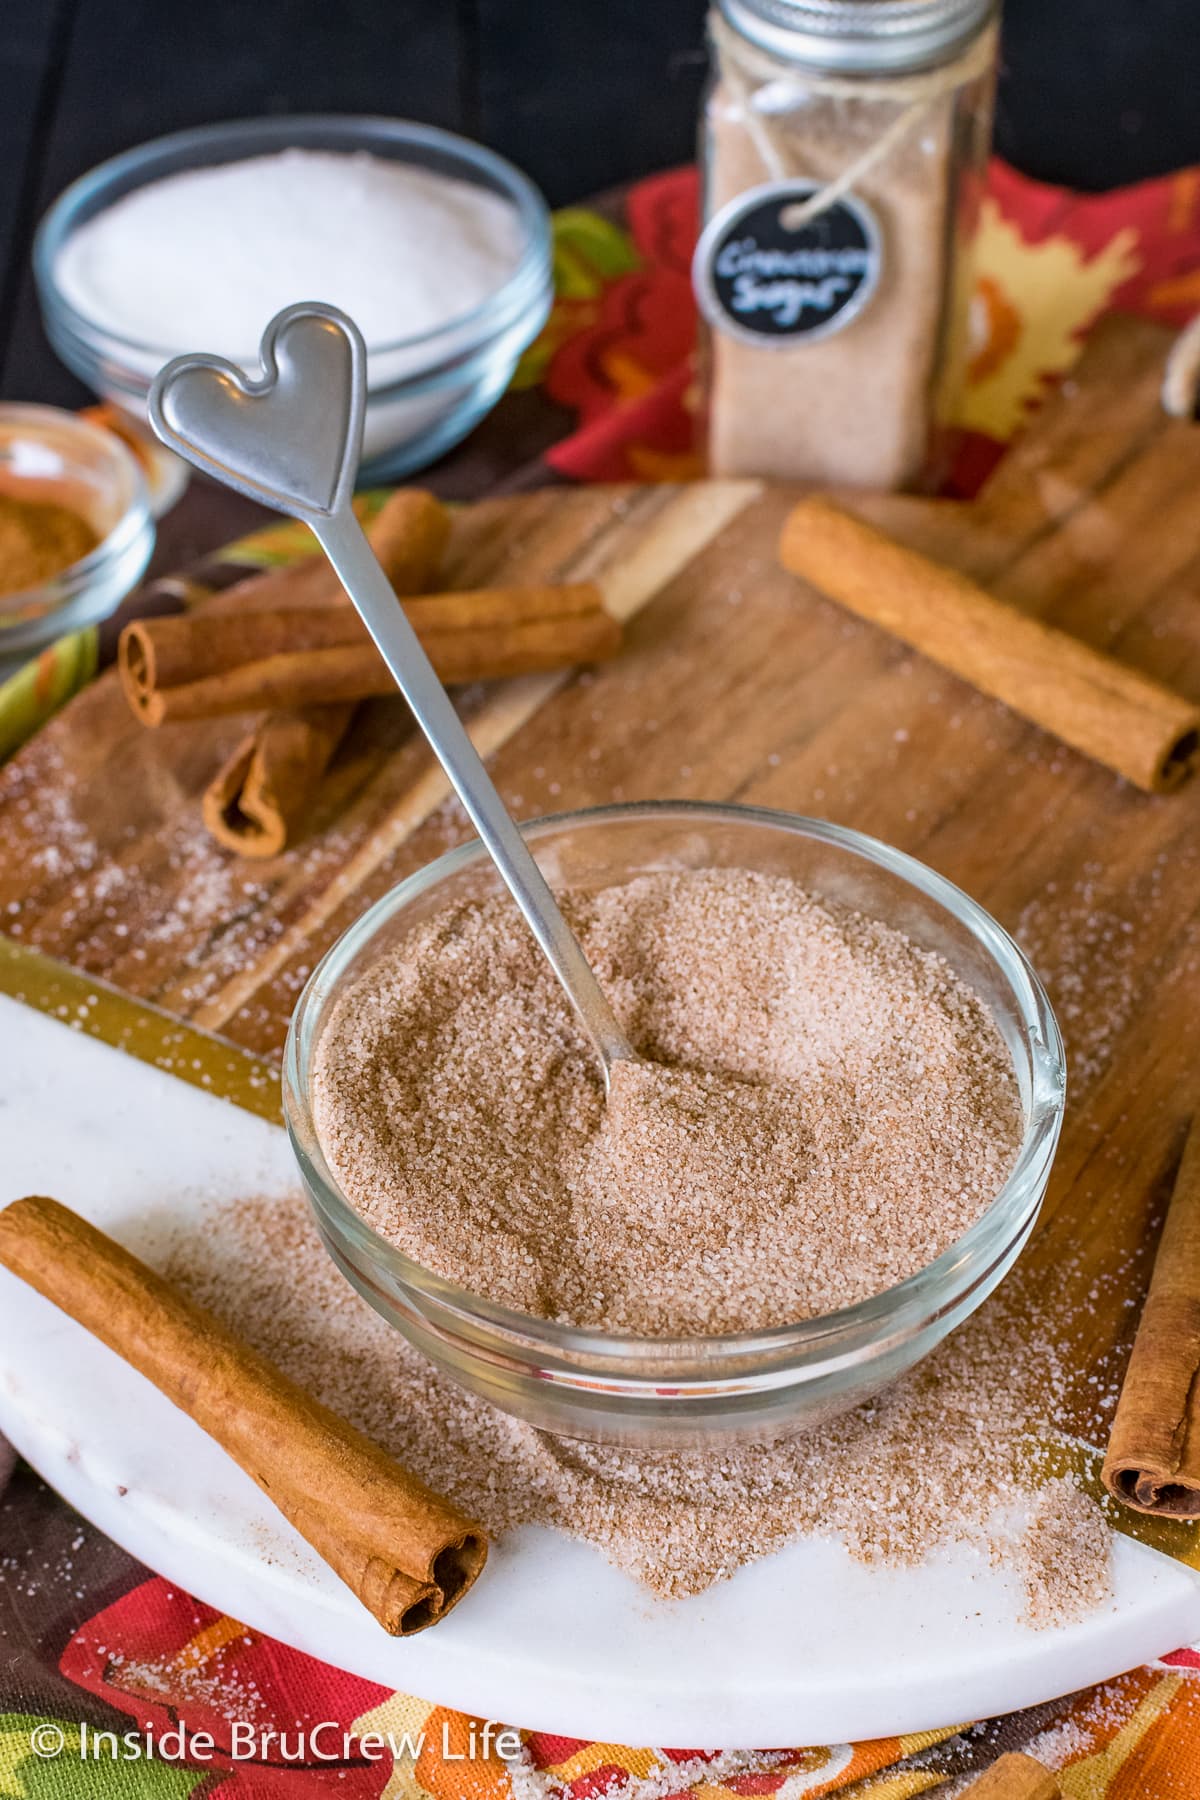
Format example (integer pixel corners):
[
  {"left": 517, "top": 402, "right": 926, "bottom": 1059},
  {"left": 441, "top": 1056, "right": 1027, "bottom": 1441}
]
[{"left": 148, "top": 302, "right": 636, "bottom": 1088}]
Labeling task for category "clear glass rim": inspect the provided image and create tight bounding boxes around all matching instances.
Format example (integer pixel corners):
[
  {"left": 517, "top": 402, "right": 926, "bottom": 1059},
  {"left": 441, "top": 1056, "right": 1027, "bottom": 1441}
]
[
  {"left": 283, "top": 800, "right": 1066, "bottom": 1370},
  {"left": 34, "top": 114, "right": 553, "bottom": 373},
  {"left": 0, "top": 402, "right": 153, "bottom": 625}
]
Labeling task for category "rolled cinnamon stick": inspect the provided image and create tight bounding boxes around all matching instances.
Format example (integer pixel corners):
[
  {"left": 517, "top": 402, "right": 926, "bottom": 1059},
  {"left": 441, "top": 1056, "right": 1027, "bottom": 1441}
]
[
  {"left": 959, "top": 1755, "right": 1060, "bottom": 1799},
  {"left": 410, "top": 583, "right": 621, "bottom": 682},
  {"left": 203, "top": 702, "right": 355, "bottom": 858},
  {"left": 779, "top": 496, "right": 1200, "bottom": 794},
  {"left": 0, "top": 1196, "right": 487, "bottom": 1633},
  {"left": 352, "top": 488, "right": 452, "bottom": 598},
  {"left": 1103, "top": 1120, "right": 1200, "bottom": 1517},
  {"left": 203, "top": 489, "right": 451, "bottom": 857},
  {"left": 123, "top": 605, "right": 383, "bottom": 713},
  {"left": 121, "top": 583, "right": 619, "bottom": 723}
]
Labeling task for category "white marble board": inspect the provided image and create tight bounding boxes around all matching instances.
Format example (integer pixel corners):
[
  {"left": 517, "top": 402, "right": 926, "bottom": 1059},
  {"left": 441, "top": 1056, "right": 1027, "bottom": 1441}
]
[{"left": 1, "top": 994, "right": 1199, "bottom": 1748}]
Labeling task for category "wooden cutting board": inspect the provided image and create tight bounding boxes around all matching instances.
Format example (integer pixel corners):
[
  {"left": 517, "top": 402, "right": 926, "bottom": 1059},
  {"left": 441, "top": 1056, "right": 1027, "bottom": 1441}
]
[{"left": 3, "top": 312, "right": 1200, "bottom": 1454}]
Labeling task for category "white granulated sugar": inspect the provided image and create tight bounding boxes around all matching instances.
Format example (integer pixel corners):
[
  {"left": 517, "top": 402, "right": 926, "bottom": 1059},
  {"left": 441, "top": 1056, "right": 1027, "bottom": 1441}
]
[
  {"left": 312, "top": 868, "right": 1022, "bottom": 1335},
  {"left": 56, "top": 149, "right": 523, "bottom": 353}
]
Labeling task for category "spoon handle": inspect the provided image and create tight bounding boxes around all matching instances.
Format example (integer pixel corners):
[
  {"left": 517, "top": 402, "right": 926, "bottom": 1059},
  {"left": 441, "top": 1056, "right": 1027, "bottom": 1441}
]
[{"left": 314, "top": 508, "right": 633, "bottom": 1078}]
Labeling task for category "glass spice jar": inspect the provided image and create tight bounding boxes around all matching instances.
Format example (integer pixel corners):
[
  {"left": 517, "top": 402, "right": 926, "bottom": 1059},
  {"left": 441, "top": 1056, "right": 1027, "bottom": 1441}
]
[{"left": 696, "top": 0, "right": 998, "bottom": 490}]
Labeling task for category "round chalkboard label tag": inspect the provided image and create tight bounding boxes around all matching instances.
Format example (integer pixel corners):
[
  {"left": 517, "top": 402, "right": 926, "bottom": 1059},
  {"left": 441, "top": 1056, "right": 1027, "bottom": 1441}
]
[{"left": 692, "top": 181, "right": 881, "bottom": 348}]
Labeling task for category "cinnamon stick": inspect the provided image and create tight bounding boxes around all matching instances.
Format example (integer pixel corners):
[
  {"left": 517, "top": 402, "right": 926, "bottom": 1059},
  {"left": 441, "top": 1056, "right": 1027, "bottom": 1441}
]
[
  {"left": 120, "top": 583, "right": 620, "bottom": 723},
  {"left": 202, "top": 489, "right": 451, "bottom": 858},
  {"left": 202, "top": 488, "right": 451, "bottom": 621},
  {"left": 348, "top": 488, "right": 453, "bottom": 599},
  {"left": 0, "top": 1196, "right": 487, "bottom": 1633},
  {"left": 203, "top": 702, "right": 355, "bottom": 858},
  {"left": 959, "top": 1755, "right": 1061, "bottom": 1799},
  {"left": 779, "top": 496, "right": 1200, "bottom": 794},
  {"left": 1103, "top": 1119, "right": 1200, "bottom": 1517}
]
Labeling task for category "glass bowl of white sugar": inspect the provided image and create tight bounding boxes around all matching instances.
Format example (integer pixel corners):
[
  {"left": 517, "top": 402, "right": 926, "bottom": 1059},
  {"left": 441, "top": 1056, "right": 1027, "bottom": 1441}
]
[{"left": 35, "top": 116, "right": 553, "bottom": 481}]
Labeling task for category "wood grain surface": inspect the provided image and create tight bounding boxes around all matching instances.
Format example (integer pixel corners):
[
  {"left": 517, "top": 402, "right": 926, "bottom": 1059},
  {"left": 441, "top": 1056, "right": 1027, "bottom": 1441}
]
[{"left": 2, "top": 314, "right": 1199, "bottom": 1450}]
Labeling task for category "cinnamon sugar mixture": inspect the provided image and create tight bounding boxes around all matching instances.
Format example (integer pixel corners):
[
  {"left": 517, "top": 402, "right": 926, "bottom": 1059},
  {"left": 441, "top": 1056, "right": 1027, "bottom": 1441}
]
[
  {"left": 169, "top": 1192, "right": 1112, "bottom": 1621},
  {"left": 312, "top": 869, "right": 1021, "bottom": 1334}
]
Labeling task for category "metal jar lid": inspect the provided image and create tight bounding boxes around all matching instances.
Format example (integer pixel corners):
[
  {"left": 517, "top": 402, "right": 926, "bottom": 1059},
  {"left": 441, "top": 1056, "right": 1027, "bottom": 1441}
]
[{"left": 716, "top": 0, "right": 996, "bottom": 74}]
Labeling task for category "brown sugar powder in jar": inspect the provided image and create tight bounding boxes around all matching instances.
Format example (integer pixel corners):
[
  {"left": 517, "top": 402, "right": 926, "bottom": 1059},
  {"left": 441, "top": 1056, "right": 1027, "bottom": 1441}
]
[
  {"left": 696, "top": 0, "right": 998, "bottom": 489},
  {"left": 311, "top": 868, "right": 1021, "bottom": 1337}
]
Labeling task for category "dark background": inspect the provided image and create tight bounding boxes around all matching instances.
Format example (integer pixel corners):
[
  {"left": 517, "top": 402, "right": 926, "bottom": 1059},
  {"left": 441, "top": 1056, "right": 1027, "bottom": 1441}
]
[{"left": 3, "top": 0, "right": 1200, "bottom": 405}]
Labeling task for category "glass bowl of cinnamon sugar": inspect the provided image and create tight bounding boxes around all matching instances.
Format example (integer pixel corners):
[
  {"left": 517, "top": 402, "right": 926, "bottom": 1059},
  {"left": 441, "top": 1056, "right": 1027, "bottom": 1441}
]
[{"left": 284, "top": 802, "right": 1065, "bottom": 1448}]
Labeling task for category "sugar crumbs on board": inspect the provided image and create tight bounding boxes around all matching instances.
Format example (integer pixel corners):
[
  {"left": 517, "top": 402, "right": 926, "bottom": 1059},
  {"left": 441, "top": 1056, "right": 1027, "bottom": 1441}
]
[
  {"left": 167, "top": 1190, "right": 1113, "bottom": 1625},
  {"left": 311, "top": 869, "right": 1022, "bottom": 1335}
]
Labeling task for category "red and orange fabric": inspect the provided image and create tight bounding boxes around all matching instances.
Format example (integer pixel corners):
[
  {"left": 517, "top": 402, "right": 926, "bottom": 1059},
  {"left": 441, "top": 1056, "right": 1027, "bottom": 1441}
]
[{"left": 5, "top": 1574, "right": 1200, "bottom": 1796}]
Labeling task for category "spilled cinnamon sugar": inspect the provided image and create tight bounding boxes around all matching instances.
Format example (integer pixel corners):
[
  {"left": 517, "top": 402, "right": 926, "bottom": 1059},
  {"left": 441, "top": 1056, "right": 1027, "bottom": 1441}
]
[{"left": 168, "top": 1190, "right": 1113, "bottom": 1620}]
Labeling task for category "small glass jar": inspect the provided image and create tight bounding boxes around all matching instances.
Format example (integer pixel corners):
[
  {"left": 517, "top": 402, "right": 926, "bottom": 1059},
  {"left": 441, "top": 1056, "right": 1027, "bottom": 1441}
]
[
  {"left": 696, "top": 0, "right": 998, "bottom": 490},
  {"left": 0, "top": 404, "right": 154, "bottom": 667}
]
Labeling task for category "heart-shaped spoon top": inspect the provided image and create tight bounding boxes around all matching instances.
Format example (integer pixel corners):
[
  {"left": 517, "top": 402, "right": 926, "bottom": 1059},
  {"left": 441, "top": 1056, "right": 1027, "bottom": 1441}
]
[
  {"left": 151, "top": 306, "right": 363, "bottom": 520},
  {"left": 149, "top": 302, "right": 636, "bottom": 1087}
]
